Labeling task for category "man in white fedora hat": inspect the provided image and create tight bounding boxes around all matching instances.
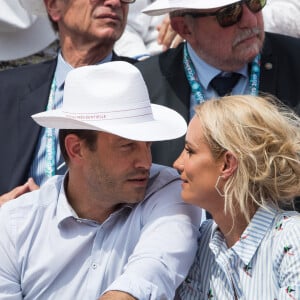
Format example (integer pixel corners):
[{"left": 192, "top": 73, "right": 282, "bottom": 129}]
[
  {"left": 0, "top": 61, "right": 202, "bottom": 300},
  {"left": 0, "top": 0, "right": 137, "bottom": 203},
  {"left": 135, "top": 0, "right": 300, "bottom": 166},
  {"left": 0, "top": 0, "right": 57, "bottom": 70}
]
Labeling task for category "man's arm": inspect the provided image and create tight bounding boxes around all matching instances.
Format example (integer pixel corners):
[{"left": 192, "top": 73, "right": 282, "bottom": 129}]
[
  {"left": 99, "top": 291, "right": 137, "bottom": 300},
  {"left": 156, "top": 15, "right": 183, "bottom": 51},
  {"left": 101, "top": 170, "right": 202, "bottom": 300},
  {"left": 0, "top": 178, "right": 39, "bottom": 207},
  {"left": 0, "top": 205, "right": 23, "bottom": 299}
]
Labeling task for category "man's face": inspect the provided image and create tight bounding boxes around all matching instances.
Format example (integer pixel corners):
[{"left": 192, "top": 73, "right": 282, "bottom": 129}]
[
  {"left": 179, "top": 3, "right": 265, "bottom": 71},
  {"left": 51, "top": 0, "right": 129, "bottom": 45},
  {"left": 81, "top": 132, "right": 152, "bottom": 206}
]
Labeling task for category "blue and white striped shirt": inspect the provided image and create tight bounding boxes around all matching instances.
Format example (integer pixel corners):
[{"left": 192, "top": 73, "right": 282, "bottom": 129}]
[{"left": 177, "top": 206, "right": 300, "bottom": 300}]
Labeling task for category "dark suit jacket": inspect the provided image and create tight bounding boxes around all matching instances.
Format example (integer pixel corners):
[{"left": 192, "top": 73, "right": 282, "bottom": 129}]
[
  {"left": 0, "top": 53, "right": 136, "bottom": 194},
  {"left": 136, "top": 32, "right": 300, "bottom": 210}
]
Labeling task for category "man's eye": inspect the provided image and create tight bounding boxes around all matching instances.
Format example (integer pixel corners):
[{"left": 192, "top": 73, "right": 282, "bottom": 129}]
[{"left": 122, "top": 143, "right": 133, "bottom": 148}]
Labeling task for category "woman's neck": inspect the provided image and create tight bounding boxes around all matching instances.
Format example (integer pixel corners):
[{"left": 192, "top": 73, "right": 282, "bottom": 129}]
[{"left": 213, "top": 211, "right": 250, "bottom": 248}]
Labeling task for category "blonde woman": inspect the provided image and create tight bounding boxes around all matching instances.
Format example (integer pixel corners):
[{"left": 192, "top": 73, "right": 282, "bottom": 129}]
[{"left": 174, "top": 95, "right": 300, "bottom": 300}]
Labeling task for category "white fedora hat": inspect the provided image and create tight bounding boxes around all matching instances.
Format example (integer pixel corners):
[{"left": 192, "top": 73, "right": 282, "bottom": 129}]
[
  {"left": 0, "top": 0, "right": 56, "bottom": 61},
  {"left": 19, "top": 0, "right": 48, "bottom": 16},
  {"left": 143, "top": 0, "right": 239, "bottom": 16},
  {"left": 32, "top": 61, "right": 187, "bottom": 142}
]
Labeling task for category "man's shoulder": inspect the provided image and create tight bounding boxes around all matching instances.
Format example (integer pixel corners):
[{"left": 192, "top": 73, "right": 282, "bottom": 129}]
[
  {"left": 263, "top": 32, "right": 300, "bottom": 55},
  {"left": 265, "top": 31, "right": 300, "bottom": 44},
  {"left": 136, "top": 43, "right": 184, "bottom": 76},
  {"left": 0, "top": 59, "right": 57, "bottom": 92},
  {"left": 145, "top": 164, "right": 180, "bottom": 199},
  {"left": 0, "top": 58, "right": 57, "bottom": 77},
  {"left": 112, "top": 52, "right": 137, "bottom": 64},
  {"left": 142, "top": 164, "right": 202, "bottom": 224},
  {"left": 149, "top": 163, "right": 179, "bottom": 184},
  {"left": 0, "top": 59, "right": 57, "bottom": 100},
  {"left": 0, "top": 176, "right": 63, "bottom": 225}
]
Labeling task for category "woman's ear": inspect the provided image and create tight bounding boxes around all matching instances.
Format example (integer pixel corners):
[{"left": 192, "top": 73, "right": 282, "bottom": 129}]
[{"left": 220, "top": 151, "right": 238, "bottom": 180}]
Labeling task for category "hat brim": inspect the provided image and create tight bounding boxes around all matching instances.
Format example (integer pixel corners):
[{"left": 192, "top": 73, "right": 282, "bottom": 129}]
[
  {"left": 19, "top": 0, "right": 47, "bottom": 16},
  {"left": 32, "top": 104, "right": 187, "bottom": 142},
  {"left": 143, "top": 0, "right": 239, "bottom": 16},
  {"left": 0, "top": 16, "right": 56, "bottom": 60}
]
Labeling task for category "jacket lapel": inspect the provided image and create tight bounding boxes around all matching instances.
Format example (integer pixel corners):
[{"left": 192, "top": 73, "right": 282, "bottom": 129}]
[
  {"left": 158, "top": 43, "right": 191, "bottom": 122},
  {"left": 260, "top": 33, "right": 278, "bottom": 95}
]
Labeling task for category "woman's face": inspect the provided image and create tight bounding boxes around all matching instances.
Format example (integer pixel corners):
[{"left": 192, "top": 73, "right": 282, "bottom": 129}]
[{"left": 174, "top": 116, "right": 225, "bottom": 210}]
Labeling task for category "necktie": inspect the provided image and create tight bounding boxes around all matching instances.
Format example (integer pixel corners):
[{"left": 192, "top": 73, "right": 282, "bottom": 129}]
[{"left": 210, "top": 73, "right": 241, "bottom": 96}]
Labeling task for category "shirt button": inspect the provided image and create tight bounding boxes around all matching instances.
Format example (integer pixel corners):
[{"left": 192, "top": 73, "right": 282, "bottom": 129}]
[{"left": 92, "top": 263, "right": 97, "bottom": 269}]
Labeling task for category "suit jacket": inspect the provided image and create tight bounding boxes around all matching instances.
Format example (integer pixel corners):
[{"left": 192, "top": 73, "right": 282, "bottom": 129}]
[
  {"left": 0, "top": 53, "right": 136, "bottom": 194},
  {"left": 136, "top": 32, "right": 300, "bottom": 167},
  {"left": 136, "top": 32, "right": 300, "bottom": 211}
]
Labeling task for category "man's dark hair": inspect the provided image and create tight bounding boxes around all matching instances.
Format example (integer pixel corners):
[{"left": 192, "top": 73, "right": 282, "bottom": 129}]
[{"left": 58, "top": 129, "right": 98, "bottom": 164}]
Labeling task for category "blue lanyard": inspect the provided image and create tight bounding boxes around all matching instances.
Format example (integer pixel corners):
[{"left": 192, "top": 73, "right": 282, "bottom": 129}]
[
  {"left": 249, "top": 53, "right": 261, "bottom": 96},
  {"left": 183, "top": 42, "right": 260, "bottom": 105},
  {"left": 45, "top": 78, "right": 57, "bottom": 178}
]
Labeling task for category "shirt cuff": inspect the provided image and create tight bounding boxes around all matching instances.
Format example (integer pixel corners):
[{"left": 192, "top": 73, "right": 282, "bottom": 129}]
[{"left": 103, "top": 274, "right": 159, "bottom": 300}]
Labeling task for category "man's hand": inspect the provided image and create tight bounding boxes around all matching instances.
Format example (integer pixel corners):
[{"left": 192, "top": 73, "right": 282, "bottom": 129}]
[
  {"left": 0, "top": 178, "right": 39, "bottom": 206},
  {"left": 99, "top": 291, "right": 137, "bottom": 300},
  {"left": 157, "top": 15, "right": 183, "bottom": 51}
]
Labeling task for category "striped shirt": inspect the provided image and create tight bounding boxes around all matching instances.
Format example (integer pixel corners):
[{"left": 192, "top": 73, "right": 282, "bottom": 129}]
[{"left": 177, "top": 206, "right": 300, "bottom": 300}]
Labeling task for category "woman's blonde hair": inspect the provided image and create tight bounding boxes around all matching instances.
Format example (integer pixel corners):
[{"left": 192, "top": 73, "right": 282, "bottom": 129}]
[{"left": 194, "top": 94, "right": 300, "bottom": 221}]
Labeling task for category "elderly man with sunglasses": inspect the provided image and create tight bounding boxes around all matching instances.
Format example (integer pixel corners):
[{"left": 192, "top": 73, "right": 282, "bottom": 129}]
[
  {"left": 0, "top": 0, "right": 138, "bottom": 203},
  {"left": 136, "top": 0, "right": 300, "bottom": 168}
]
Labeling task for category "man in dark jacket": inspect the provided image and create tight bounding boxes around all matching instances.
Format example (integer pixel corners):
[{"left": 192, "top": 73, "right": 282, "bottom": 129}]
[
  {"left": 0, "top": 0, "right": 136, "bottom": 201},
  {"left": 136, "top": 0, "right": 300, "bottom": 211}
]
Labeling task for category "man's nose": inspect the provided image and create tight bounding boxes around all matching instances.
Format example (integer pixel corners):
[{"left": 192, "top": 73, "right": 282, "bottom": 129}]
[
  {"left": 238, "top": 3, "right": 260, "bottom": 27},
  {"left": 134, "top": 142, "right": 152, "bottom": 169}
]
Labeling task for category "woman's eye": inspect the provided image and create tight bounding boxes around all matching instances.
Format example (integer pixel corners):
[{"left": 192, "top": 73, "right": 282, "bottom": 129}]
[{"left": 184, "top": 146, "right": 193, "bottom": 155}]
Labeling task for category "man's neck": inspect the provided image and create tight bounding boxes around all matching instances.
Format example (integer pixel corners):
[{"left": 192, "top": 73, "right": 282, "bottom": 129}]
[
  {"left": 60, "top": 38, "right": 114, "bottom": 68},
  {"left": 65, "top": 173, "right": 120, "bottom": 223}
]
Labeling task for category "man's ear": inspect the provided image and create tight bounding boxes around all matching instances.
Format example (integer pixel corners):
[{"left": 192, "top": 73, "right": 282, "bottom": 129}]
[
  {"left": 170, "top": 16, "right": 192, "bottom": 40},
  {"left": 220, "top": 151, "right": 238, "bottom": 180},
  {"left": 44, "top": 0, "right": 63, "bottom": 22},
  {"left": 65, "top": 134, "right": 83, "bottom": 164}
]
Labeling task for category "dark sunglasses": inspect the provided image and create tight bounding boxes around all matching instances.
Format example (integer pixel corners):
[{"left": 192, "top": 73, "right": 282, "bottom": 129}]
[
  {"left": 181, "top": 0, "right": 266, "bottom": 27},
  {"left": 120, "top": 0, "right": 136, "bottom": 3}
]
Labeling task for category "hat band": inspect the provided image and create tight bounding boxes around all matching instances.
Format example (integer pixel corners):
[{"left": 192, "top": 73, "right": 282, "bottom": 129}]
[{"left": 63, "top": 105, "right": 153, "bottom": 122}]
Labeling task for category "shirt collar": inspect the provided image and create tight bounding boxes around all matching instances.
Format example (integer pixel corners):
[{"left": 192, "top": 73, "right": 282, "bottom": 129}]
[
  {"left": 186, "top": 43, "right": 248, "bottom": 90},
  {"left": 56, "top": 174, "right": 76, "bottom": 225},
  {"left": 55, "top": 173, "right": 124, "bottom": 226},
  {"left": 209, "top": 205, "right": 277, "bottom": 265},
  {"left": 56, "top": 165, "right": 178, "bottom": 225},
  {"left": 233, "top": 205, "right": 277, "bottom": 265}
]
